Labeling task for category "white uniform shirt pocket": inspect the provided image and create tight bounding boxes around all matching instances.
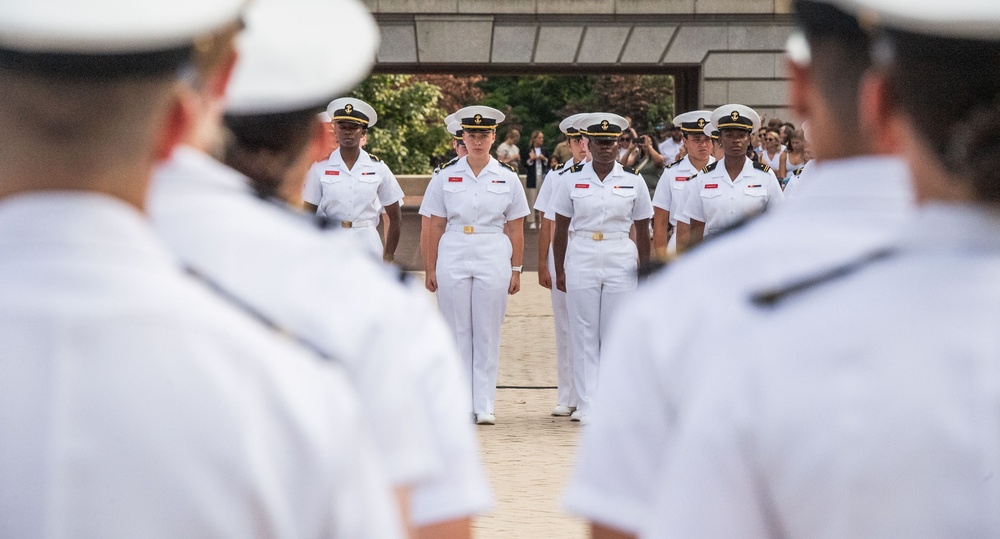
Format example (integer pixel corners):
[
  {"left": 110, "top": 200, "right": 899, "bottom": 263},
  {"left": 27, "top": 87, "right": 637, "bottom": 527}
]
[
  {"left": 358, "top": 171, "right": 381, "bottom": 184},
  {"left": 443, "top": 180, "right": 467, "bottom": 193},
  {"left": 486, "top": 182, "right": 511, "bottom": 194},
  {"left": 320, "top": 170, "right": 343, "bottom": 183}
]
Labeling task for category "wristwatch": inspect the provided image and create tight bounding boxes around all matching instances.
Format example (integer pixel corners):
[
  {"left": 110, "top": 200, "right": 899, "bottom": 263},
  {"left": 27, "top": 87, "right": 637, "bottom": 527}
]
[{"left": 511, "top": 266, "right": 523, "bottom": 273}]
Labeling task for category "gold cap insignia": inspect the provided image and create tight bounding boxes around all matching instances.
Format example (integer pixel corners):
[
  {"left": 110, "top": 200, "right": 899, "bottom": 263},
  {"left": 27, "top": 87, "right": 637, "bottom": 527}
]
[
  {"left": 731, "top": 111, "right": 740, "bottom": 121},
  {"left": 697, "top": 118, "right": 706, "bottom": 128},
  {"left": 601, "top": 120, "right": 609, "bottom": 130},
  {"left": 344, "top": 104, "right": 353, "bottom": 114},
  {"left": 474, "top": 114, "right": 483, "bottom": 124}
]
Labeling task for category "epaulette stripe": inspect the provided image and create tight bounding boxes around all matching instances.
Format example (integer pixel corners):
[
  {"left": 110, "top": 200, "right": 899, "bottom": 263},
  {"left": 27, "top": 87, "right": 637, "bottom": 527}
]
[
  {"left": 665, "top": 158, "right": 684, "bottom": 169},
  {"left": 184, "top": 266, "right": 337, "bottom": 362},
  {"left": 750, "top": 248, "right": 895, "bottom": 307}
]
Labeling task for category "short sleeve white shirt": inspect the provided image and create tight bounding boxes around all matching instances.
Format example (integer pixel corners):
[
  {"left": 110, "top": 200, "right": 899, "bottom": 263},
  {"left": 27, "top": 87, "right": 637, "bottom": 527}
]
[
  {"left": 682, "top": 156, "right": 784, "bottom": 236},
  {"left": 151, "top": 147, "right": 441, "bottom": 488},
  {"left": 652, "top": 155, "right": 716, "bottom": 225},
  {"left": 563, "top": 156, "right": 915, "bottom": 534},
  {"left": 550, "top": 161, "right": 653, "bottom": 233},
  {"left": 0, "top": 193, "right": 403, "bottom": 539},
  {"left": 643, "top": 204, "right": 1000, "bottom": 539},
  {"left": 419, "top": 156, "right": 530, "bottom": 227},
  {"left": 303, "top": 148, "right": 403, "bottom": 225},
  {"left": 535, "top": 158, "right": 577, "bottom": 216}
]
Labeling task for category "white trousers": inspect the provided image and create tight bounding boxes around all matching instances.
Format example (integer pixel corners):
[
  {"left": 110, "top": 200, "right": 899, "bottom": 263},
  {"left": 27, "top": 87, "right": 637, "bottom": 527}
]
[
  {"left": 565, "top": 237, "right": 638, "bottom": 416},
  {"left": 342, "top": 225, "right": 383, "bottom": 261},
  {"left": 666, "top": 226, "right": 677, "bottom": 256},
  {"left": 436, "top": 231, "right": 512, "bottom": 415},
  {"left": 548, "top": 247, "right": 577, "bottom": 408}
]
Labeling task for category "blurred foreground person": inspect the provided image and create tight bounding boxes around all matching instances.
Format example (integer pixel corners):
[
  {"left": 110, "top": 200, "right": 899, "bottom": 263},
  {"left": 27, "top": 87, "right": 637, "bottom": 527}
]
[
  {"left": 0, "top": 0, "right": 403, "bottom": 537},
  {"left": 563, "top": 1, "right": 915, "bottom": 537},
  {"left": 643, "top": 0, "right": 1000, "bottom": 535},
  {"left": 147, "top": 1, "right": 491, "bottom": 537}
]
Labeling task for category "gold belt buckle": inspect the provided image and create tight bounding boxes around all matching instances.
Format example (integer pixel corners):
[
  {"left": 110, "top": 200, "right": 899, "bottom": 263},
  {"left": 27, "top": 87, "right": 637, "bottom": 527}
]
[
  {"left": 592, "top": 232, "right": 604, "bottom": 241},
  {"left": 463, "top": 225, "right": 474, "bottom": 234},
  {"left": 341, "top": 221, "right": 353, "bottom": 229}
]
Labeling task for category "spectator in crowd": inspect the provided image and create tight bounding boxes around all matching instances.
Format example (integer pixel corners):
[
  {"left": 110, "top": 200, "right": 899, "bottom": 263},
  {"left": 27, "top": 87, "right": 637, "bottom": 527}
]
[
  {"left": 759, "top": 128, "right": 784, "bottom": 173},
  {"left": 780, "top": 128, "right": 810, "bottom": 187},
  {"left": 552, "top": 134, "right": 574, "bottom": 164},
  {"left": 621, "top": 131, "right": 666, "bottom": 196},
  {"left": 525, "top": 130, "right": 549, "bottom": 229},
  {"left": 496, "top": 128, "right": 521, "bottom": 172},
  {"left": 657, "top": 124, "right": 684, "bottom": 162}
]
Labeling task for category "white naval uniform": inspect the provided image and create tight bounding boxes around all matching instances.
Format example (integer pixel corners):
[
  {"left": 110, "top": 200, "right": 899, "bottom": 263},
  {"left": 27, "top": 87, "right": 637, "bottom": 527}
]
[
  {"left": 682, "top": 156, "right": 784, "bottom": 237},
  {"left": 563, "top": 156, "right": 914, "bottom": 534},
  {"left": 643, "top": 204, "right": 1000, "bottom": 538},
  {"left": 551, "top": 161, "right": 653, "bottom": 417},
  {"left": 0, "top": 193, "right": 403, "bottom": 539},
  {"left": 652, "top": 155, "right": 715, "bottom": 254},
  {"left": 303, "top": 147, "right": 403, "bottom": 259},
  {"left": 782, "top": 160, "right": 813, "bottom": 199},
  {"left": 534, "top": 158, "right": 581, "bottom": 409},
  {"left": 420, "top": 156, "right": 530, "bottom": 416},
  {"left": 151, "top": 147, "right": 493, "bottom": 524}
]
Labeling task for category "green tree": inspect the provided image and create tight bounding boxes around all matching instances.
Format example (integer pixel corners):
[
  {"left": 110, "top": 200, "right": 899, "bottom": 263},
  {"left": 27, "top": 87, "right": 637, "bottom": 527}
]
[{"left": 350, "top": 75, "right": 451, "bottom": 174}]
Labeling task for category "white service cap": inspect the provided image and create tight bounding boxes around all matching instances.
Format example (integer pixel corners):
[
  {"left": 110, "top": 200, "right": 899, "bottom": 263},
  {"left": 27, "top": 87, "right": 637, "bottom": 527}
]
[
  {"left": 580, "top": 113, "right": 629, "bottom": 138},
  {"left": 224, "top": 0, "right": 379, "bottom": 115},
  {"left": 327, "top": 98, "right": 378, "bottom": 128},
  {"left": 673, "top": 110, "right": 713, "bottom": 134},
  {"left": 846, "top": 0, "right": 1000, "bottom": 40},
  {"left": 447, "top": 119, "right": 464, "bottom": 138},
  {"left": 454, "top": 106, "right": 505, "bottom": 131},
  {"left": 711, "top": 104, "right": 761, "bottom": 132},
  {"left": 0, "top": 0, "right": 244, "bottom": 55},
  {"left": 559, "top": 113, "right": 590, "bottom": 136}
]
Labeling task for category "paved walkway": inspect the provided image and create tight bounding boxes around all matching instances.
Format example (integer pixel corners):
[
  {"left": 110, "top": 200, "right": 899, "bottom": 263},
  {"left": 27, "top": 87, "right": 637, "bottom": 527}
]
[{"left": 414, "top": 272, "right": 587, "bottom": 538}]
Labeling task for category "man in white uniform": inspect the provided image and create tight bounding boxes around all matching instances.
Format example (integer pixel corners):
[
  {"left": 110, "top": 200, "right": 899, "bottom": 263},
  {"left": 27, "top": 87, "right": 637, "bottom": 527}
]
[
  {"left": 683, "top": 104, "right": 784, "bottom": 246},
  {"left": 303, "top": 98, "right": 405, "bottom": 262},
  {"left": 552, "top": 113, "right": 654, "bottom": 422},
  {"left": 0, "top": 0, "right": 403, "bottom": 537},
  {"left": 643, "top": 0, "right": 1000, "bottom": 536},
  {"left": 535, "top": 112, "right": 590, "bottom": 417},
  {"left": 148, "top": 2, "right": 491, "bottom": 537},
  {"left": 651, "top": 110, "right": 716, "bottom": 259},
  {"left": 562, "top": 2, "right": 915, "bottom": 537}
]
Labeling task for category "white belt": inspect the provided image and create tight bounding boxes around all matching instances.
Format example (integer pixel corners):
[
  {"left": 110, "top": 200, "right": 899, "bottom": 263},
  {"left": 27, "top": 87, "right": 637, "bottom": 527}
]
[
  {"left": 572, "top": 231, "right": 629, "bottom": 241},
  {"left": 339, "top": 219, "right": 376, "bottom": 229},
  {"left": 447, "top": 224, "right": 504, "bottom": 234}
]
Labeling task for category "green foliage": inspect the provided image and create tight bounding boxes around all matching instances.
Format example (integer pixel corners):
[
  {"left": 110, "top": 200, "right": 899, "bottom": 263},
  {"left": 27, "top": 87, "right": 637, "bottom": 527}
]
[
  {"left": 350, "top": 75, "right": 452, "bottom": 174},
  {"left": 348, "top": 73, "right": 676, "bottom": 172},
  {"left": 478, "top": 75, "right": 594, "bottom": 148}
]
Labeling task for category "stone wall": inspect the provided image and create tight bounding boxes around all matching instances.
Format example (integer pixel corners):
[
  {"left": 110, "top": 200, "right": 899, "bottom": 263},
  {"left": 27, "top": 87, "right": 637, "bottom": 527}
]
[{"left": 367, "top": 0, "right": 797, "bottom": 120}]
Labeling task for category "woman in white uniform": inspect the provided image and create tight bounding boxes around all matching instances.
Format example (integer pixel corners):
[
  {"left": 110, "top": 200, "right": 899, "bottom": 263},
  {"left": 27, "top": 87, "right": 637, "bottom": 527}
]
[
  {"left": 421, "top": 105, "right": 530, "bottom": 426},
  {"left": 683, "top": 104, "right": 784, "bottom": 248},
  {"left": 552, "top": 113, "right": 654, "bottom": 422},
  {"left": 303, "top": 98, "right": 404, "bottom": 262}
]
